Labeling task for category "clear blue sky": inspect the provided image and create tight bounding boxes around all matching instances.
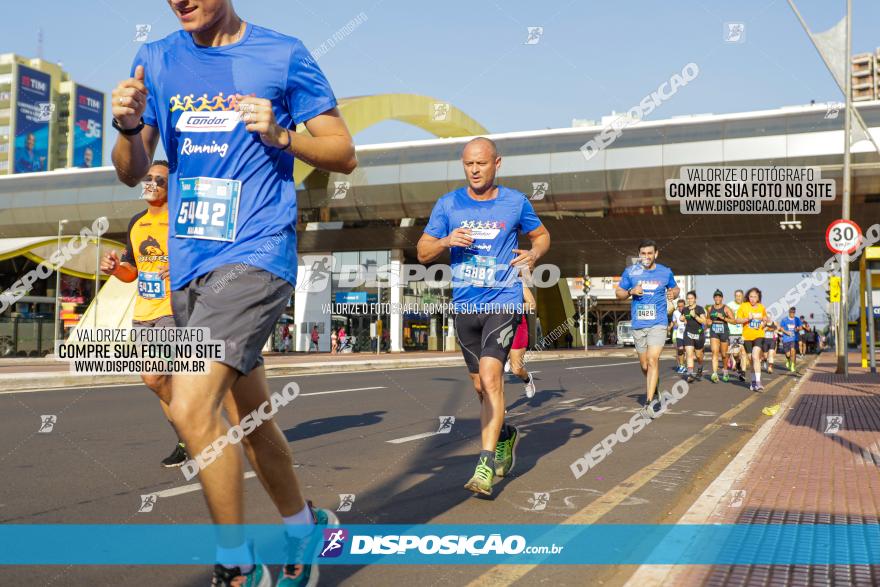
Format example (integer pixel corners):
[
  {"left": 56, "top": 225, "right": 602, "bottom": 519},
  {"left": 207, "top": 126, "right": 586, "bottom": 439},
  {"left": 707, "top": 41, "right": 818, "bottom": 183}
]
[
  {"left": 8, "top": 0, "right": 877, "bottom": 325},
  {"left": 9, "top": 0, "right": 880, "bottom": 144}
]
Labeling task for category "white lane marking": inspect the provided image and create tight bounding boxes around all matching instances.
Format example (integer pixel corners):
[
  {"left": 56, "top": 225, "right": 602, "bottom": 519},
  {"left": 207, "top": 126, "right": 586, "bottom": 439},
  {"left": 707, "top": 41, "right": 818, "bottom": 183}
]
[
  {"left": 579, "top": 405, "right": 614, "bottom": 412},
  {"left": 1, "top": 384, "right": 387, "bottom": 397},
  {"left": 558, "top": 398, "right": 587, "bottom": 404},
  {"left": 300, "top": 386, "right": 385, "bottom": 397},
  {"left": 0, "top": 356, "right": 636, "bottom": 395},
  {"left": 386, "top": 431, "right": 440, "bottom": 444},
  {"left": 154, "top": 471, "right": 258, "bottom": 498},
  {"left": 565, "top": 361, "right": 641, "bottom": 370}
]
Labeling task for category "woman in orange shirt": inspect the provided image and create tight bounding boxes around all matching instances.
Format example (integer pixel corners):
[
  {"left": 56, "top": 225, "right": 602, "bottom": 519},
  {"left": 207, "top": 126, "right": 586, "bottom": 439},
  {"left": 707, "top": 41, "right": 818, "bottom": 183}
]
[{"left": 735, "top": 287, "right": 768, "bottom": 392}]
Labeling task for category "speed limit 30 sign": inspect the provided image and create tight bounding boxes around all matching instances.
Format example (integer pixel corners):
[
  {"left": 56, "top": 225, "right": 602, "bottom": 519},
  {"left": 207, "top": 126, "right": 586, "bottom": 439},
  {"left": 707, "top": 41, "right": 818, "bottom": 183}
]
[{"left": 826, "top": 219, "right": 863, "bottom": 255}]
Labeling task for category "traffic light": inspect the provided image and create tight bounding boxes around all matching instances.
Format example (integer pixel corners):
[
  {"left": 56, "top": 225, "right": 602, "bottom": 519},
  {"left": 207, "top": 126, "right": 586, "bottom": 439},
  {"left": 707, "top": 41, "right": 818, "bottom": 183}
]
[{"left": 829, "top": 276, "right": 841, "bottom": 302}]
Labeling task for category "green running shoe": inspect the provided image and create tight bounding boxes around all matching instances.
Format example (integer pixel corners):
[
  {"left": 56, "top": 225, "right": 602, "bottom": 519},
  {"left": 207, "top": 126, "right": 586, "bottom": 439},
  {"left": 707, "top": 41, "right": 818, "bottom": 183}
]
[
  {"left": 464, "top": 456, "right": 495, "bottom": 496},
  {"left": 722, "top": 373, "right": 730, "bottom": 382},
  {"left": 710, "top": 373, "right": 719, "bottom": 383},
  {"left": 276, "top": 502, "right": 339, "bottom": 587},
  {"left": 494, "top": 425, "right": 520, "bottom": 478},
  {"left": 211, "top": 563, "right": 271, "bottom": 587}
]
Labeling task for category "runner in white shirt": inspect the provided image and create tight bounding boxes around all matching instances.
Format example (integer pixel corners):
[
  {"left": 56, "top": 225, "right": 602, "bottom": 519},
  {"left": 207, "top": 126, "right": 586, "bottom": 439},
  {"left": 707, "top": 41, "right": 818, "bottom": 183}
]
[
  {"left": 669, "top": 298, "right": 687, "bottom": 374},
  {"left": 726, "top": 289, "right": 748, "bottom": 382}
]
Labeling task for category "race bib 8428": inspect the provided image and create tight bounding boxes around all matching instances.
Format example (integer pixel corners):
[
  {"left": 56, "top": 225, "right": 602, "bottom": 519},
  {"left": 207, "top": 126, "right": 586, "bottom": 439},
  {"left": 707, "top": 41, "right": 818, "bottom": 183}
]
[{"left": 635, "top": 304, "right": 656, "bottom": 321}]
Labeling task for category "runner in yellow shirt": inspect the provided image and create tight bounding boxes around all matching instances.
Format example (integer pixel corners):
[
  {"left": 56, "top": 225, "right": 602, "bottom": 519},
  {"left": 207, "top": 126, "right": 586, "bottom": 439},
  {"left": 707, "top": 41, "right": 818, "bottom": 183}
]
[
  {"left": 735, "top": 287, "right": 768, "bottom": 392},
  {"left": 100, "top": 160, "right": 185, "bottom": 467}
]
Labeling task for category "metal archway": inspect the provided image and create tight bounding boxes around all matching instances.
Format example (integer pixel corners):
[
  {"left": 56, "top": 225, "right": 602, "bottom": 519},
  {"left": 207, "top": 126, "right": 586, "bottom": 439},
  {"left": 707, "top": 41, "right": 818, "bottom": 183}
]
[{"left": 293, "top": 93, "right": 489, "bottom": 184}]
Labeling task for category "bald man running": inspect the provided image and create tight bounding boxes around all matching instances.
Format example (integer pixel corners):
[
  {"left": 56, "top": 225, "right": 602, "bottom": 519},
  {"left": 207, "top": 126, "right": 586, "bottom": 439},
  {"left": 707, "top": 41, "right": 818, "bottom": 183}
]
[{"left": 418, "top": 137, "right": 550, "bottom": 496}]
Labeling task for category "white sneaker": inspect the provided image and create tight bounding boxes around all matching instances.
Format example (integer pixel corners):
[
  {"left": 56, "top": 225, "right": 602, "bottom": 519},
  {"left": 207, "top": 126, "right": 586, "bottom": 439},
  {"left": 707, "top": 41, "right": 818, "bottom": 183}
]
[
  {"left": 504, "top": 360, "right": 511, "bottom": 373},
  {"left": 524, "top": 373, "right": 536, "bottom": 399}
]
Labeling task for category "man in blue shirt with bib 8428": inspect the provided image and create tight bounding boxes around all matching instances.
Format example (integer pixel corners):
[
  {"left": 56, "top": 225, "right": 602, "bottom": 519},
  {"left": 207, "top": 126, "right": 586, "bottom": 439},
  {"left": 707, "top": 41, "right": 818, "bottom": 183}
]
[
  {"left": 110, "top": 1, "right": 356, "bottom": 585},
  {"left": 418, "top": 137, "right": 550, "bottom": 497},
  {"left": 616, "top": 240, "right": 679, "bottom": 417}
]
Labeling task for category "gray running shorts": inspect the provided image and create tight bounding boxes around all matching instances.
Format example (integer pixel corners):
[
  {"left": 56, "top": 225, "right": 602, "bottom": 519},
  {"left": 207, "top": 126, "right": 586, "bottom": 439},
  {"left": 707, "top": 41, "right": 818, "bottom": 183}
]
[
  {"left": 633, "top": 324, "right": 667, "bottom": 354},
  {"left": 171, "top": 264, "right": 293, "bottom": 375}
]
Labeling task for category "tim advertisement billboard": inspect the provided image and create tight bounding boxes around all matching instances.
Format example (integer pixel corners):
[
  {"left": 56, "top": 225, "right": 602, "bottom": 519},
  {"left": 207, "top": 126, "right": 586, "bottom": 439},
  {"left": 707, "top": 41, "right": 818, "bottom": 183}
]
[
  {"left": 13, "top": 65, "right": 52, "bottom": 174},
  {"left": 72, "top": 85, "right": 103, "bottom": 168}
]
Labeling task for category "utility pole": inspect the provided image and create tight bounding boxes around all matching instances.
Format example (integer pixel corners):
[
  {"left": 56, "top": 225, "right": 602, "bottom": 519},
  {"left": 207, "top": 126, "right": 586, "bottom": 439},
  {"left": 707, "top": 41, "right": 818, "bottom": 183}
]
[{"left": 837, "top": 0, "right": 852, "bottom": 375}]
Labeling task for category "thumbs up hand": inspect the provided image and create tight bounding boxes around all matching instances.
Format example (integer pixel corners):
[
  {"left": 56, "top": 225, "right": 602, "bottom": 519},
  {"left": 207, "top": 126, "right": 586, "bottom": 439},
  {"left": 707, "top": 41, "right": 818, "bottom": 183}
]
[
  {"left": 100, "top": 250, "right": 120, "bottom": 276},
  {"left": 112, "top": 64, "right": 148, "bottom": 129}
]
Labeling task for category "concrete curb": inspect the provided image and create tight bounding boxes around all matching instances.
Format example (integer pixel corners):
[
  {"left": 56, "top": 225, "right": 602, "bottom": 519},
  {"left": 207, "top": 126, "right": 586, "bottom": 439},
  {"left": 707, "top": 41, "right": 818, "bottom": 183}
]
[
  {"left": 0, "top": 350, "right": 667, "bottom": 393},
  {"left": 622, "top": 357, "right": 816, "bottom": 587}
]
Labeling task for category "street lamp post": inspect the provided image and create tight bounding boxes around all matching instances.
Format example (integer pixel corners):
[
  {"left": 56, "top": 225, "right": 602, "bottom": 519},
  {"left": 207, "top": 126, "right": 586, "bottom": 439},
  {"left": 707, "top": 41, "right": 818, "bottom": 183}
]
[
  {"left": 53, "top": 219, "right": 69, "bottom": 346},
  {"left": 837, "top": 0, "right": 853, "bottom": 375},
  {"left": 94, "top": 233, "right": 101, "bottom": 328}
]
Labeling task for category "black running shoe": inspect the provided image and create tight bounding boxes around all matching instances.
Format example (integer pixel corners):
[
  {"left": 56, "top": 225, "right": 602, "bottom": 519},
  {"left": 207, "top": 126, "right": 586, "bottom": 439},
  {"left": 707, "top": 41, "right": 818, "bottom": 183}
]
[{"left": 161, "top": 443, "right": 187, "bottom": 468}]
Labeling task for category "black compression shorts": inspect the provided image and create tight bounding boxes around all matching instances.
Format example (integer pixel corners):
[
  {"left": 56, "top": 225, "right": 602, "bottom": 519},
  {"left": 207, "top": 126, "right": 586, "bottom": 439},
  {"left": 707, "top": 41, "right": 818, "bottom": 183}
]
[{"left": 454, "top": 313, "right": 521, "bottom": 374}]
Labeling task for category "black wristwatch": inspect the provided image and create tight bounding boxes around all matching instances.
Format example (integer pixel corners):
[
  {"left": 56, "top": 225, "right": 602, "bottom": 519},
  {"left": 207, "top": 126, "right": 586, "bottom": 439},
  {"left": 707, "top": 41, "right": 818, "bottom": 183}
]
[{"left": 113, "top": 117, "right": 145, "bottom": 136}]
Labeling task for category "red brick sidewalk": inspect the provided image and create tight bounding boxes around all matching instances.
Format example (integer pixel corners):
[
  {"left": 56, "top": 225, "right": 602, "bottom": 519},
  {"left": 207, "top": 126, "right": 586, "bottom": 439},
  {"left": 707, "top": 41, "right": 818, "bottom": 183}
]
[{"left": 672, "top": 352, "right": 880, "bottom": 586}]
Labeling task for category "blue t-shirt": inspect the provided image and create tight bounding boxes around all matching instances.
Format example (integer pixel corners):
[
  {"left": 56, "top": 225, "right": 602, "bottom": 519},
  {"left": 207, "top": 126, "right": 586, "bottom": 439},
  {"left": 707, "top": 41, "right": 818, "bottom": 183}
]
[
  {"left": 131, "top": 24, "right": 337, "bottom": 289},
  {"left": 618, "top": 263, "right": 677, "bottom": 329},
  {"left": 779, "top": 316, "right": 802, "bottom": 343},
  {"left": 15, "top": 150, "right": 42, "bottom": 173},
  {"left": 424, "top": 186, "right": 542, "bottom": 312}
]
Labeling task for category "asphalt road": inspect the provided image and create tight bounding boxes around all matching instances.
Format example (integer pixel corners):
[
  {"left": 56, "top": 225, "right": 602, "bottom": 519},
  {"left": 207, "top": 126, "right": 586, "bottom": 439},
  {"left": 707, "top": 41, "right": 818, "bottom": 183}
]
[{"left": 0, "top": 354, "right": 802, "bottom": 586}]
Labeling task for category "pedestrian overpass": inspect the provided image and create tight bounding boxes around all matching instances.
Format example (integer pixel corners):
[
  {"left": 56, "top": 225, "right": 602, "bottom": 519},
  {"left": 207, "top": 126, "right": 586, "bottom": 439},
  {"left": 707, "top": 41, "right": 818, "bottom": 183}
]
[{"left": 2, "top": 97, "right": 880, "bottom": 351}]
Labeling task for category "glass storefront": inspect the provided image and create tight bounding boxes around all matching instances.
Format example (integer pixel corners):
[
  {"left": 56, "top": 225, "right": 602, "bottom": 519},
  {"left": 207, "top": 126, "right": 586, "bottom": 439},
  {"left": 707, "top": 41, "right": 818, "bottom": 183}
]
[
  {"left": 330, "top": 250, "right": 390, "bottom": 353},
  {"left": 326, "top": 250, "right": 453, "bottom": 352},
  {"left": 402, "top": 280, "right": 451, "bottom": 351}
]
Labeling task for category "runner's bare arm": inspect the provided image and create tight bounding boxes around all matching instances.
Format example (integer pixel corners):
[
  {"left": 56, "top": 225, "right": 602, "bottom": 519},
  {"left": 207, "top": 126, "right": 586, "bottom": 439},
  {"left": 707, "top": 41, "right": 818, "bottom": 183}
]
[
  {"left": 113, "top": 262, "right": 138, "bottom": 283},
  {"left": 297, "top": 109, "right": 357, "bottom": 173},
  {"left": 511, "top": 225, "right": 550, "bottom": 270},
  {"left": 616, "top": 283, "right": 643, "bottom": 300},
  {"left": 417, "top": 228, "right": 473, "bottom": 264},
  {"left": 112, "top": 125, "right": 159, "bottom": 187},
  {"left": 522, "top": 283, "right": 537, "bottom": 312},
  {"left": 111, "top": 66, "right": 159, "bottom": 186},
  {"left": 100, "top": 250, "right": 137, "bottom": 283},
  {"left": 234, "top": 96, "right": 356, "bottom": 174}
]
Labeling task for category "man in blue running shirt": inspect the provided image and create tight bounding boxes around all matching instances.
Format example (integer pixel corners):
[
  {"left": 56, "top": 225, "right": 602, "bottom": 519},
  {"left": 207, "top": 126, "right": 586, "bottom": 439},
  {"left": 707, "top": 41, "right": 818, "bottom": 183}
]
[
  {"left": 616, "top": 240, "right": 680, "bottom": 416},
  {"left": 779, "top": 307, "right": 803, "bottom": 372},
  {"left": 418, "top": 137, "right": 550, "bottom": 496},
  {"left": 110, "top": 1, "right": 356, "bottom": 585}
]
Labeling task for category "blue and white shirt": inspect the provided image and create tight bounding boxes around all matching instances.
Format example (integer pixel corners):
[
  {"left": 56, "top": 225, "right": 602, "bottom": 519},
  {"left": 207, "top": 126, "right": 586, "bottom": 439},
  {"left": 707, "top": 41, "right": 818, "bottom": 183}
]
[
  {"left": 618, "top": 263, "right": 676, "bottom": 329},
  {"left": 131, "top": 24, "right": 337, "bottom": 289},
  {"left": 424, "top": 186, "right": 542, "bottom": 312}
]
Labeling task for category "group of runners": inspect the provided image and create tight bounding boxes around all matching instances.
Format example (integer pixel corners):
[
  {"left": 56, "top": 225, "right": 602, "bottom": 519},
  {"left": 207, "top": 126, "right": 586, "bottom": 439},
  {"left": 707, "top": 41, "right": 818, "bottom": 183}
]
[
  {"left": 617, "top": 241, "right": 809, "bottom": 417},
  {"left": 669, "top": 289, "right": 807, "bottom": 390},
  {"left": 103, "top": 2, "right": 548, "bottom": 584},
  {"left": 96, "top": 2, "right": 823, "bottom": 585}
]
